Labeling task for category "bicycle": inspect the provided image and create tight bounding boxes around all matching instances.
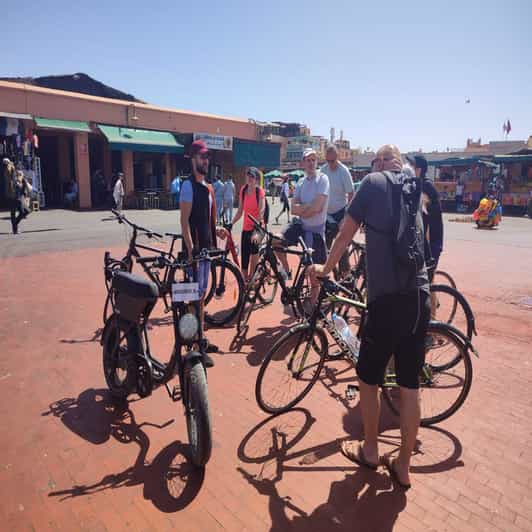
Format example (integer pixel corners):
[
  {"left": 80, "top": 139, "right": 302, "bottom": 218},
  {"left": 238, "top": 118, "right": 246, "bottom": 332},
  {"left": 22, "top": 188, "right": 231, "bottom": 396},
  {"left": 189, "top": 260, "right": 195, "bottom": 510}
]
[
  {"left": 203, "top": 217, "right": 245, "bottom": 327},
  {"left": 102, "top": 210, "right": 181, "bottom": 324},
  {"left": 236, "top": 215, "right": 313, "bottom": 334},
  {"left": 100, "top": 247, "right": 224, "bottom": 467},
  {"left": 255, "top": 274, "right": 478, "bottom": 427}
]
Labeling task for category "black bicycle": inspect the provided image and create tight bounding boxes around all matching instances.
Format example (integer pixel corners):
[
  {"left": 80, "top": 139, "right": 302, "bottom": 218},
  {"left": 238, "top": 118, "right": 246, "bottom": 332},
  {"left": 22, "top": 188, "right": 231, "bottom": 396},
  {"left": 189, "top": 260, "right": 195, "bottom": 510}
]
[
  {"left": 102, "top": 210, "right": 182, "bottom": 324},
  {"left": 236, "top": 215, "right": 313, "bottom": 334},
  {"left": 101, "top": 247, "right": 223, "bottom": 467},
  {"left": 255, "top": 274, "right": 478, "bottom": 427}
]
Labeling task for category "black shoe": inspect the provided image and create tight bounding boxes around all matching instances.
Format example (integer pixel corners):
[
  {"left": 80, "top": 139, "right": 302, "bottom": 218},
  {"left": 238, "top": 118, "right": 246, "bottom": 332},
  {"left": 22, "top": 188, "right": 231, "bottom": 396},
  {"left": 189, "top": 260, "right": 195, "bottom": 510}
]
[
  {"left": 205, "top": 342, "right": 220, "bottom": 353},
  {"left": 202, "top": 352, "right": 215, "bottom": 368}
]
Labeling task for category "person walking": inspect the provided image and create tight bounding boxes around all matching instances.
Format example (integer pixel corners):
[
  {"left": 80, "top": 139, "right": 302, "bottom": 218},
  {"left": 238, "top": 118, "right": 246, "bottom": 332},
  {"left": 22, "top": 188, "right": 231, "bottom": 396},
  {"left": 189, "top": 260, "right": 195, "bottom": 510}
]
[
  {"left": 230, "top": 167, "right": 265, "bottom": 281},
  {"left": 311, "top": 144, "right": 430, "bottom": 489},
  {"left": 7, "top": 169, "right": 32, "bottom": 234},
  {"left": 222, "top": 175, "right": 235, "bottom": 222},
  {"left": 213, "top": 175, "right": 225, "bottom": 222},
  {"left": 321, "top": 144, "right": 354, "bottom": 275},
  {"left": 169, "top": 175, "right": 181, "bottom": 208},
  {"left": 275, "top": 175, "right": 291, "bottom": 224},
  {"left": 113, "top": 172, "right": 125, "bottom": 211}
]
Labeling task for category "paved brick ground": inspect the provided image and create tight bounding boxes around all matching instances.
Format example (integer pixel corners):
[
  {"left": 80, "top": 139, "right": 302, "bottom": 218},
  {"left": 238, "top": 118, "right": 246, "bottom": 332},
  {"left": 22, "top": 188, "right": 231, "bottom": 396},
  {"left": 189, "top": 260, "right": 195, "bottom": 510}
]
[{"left": 1, "top": 215, "right": 532, "bottom": 531}]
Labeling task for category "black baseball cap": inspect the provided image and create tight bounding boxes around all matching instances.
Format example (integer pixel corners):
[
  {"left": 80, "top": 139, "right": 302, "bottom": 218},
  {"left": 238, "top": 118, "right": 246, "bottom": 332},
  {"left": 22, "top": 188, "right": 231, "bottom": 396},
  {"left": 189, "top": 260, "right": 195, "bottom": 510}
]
[{"left": 406, "top": 154, "right": 428, "bottom": 173}]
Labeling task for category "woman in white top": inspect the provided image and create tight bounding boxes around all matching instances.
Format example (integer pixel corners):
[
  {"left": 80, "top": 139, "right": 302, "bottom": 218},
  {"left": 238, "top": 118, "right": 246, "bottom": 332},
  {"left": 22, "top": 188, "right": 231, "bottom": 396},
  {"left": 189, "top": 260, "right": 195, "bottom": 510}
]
[{"left": 275, "top": 175, "right": 291, "bottom": 224}]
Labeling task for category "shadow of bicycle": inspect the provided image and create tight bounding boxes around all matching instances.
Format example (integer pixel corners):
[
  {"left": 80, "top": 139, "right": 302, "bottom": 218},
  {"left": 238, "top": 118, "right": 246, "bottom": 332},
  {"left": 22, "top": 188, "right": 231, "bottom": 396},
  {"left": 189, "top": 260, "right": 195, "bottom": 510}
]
[{"left": 42, "top": 388, "right": 204, "bottom": 512}]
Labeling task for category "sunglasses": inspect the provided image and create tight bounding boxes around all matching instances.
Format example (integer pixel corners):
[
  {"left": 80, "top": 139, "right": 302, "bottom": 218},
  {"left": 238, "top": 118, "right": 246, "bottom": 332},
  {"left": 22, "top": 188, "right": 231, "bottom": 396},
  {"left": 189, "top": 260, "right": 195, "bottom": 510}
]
[{"left": 198, "top": 153, "right": 210, "bottom": 160}]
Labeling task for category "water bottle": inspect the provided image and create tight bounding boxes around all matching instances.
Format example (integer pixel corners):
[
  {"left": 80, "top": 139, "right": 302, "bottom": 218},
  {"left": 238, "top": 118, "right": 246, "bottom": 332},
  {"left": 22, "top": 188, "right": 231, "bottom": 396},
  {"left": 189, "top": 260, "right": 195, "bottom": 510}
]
[
  {"left": 278, "top": 263, "right": 289, "bottom": 281},
  {"left": 332, "top": 313, "right": 360, "bottom": 357}
]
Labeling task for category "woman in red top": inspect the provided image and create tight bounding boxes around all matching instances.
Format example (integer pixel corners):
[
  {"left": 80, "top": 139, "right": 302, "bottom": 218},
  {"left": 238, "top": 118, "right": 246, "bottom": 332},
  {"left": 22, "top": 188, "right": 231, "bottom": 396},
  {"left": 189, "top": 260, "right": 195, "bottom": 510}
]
[{"left": 231, "top": 167, "right": 265, "bottom": 281}]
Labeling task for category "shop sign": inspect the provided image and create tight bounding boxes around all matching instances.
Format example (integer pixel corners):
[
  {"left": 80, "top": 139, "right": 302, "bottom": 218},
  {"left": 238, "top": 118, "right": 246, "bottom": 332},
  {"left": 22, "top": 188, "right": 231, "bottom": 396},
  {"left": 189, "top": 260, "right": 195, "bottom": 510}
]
[{"left": 193, "top": 132, "right": 233, "bottom": 151}]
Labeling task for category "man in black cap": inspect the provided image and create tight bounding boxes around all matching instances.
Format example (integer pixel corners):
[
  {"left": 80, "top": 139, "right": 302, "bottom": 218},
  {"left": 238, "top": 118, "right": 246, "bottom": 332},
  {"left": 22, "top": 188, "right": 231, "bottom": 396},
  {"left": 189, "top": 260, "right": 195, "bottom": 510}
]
[
  {"left": 180, "top": 139, "right": 221, "bottom": 365},
  {"left": 406, "top": 154, "right": 443, "bottom": 281}
]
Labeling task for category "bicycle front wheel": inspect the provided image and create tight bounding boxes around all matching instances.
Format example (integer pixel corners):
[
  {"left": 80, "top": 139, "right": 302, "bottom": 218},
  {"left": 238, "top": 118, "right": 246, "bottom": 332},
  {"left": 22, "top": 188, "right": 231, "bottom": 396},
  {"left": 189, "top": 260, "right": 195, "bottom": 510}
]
[
  {"left": 381, "top": 322, "right": 473, "bottom": 426},
  {"left": 433, "top": 270, "right": 457, "bottom": 290},
  {"left": 184, "top": 360, "right": 212, "bottom": 467},
  {"left": 205, "top": 258, "right": 244, "bottom": 327},
  {"left": 256, "top": 263, "right": 278, "bottom": 305},
  {"left": 255, "top": 323, "right": 328, "bottom": 414}
]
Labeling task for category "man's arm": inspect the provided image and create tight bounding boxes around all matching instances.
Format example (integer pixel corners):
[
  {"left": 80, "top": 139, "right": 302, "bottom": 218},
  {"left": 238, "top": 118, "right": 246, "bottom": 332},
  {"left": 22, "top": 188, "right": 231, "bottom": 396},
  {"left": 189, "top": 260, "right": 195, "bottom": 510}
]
[{"left": 298, "top": 193, "right": 328, "bottom": 218}]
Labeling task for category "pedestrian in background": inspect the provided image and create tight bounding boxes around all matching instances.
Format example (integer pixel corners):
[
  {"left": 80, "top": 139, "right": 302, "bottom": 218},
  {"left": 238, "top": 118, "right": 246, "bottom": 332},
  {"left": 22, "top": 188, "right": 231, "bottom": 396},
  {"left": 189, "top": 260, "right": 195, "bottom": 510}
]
[
  {"left": 113, "top": 172, "right": 125, "bottom": 211},
  {"left": 213, "top": 175, "right": 225, "bottom": 221},
  {"left": 275, "top": 175, "right": 291, "bottom": 224},
  {"left": 223, "top": 175, "right": 235, "bottom": 222},
  {"left": 8, "top": 169, "right": 32, "bottom": 234}
]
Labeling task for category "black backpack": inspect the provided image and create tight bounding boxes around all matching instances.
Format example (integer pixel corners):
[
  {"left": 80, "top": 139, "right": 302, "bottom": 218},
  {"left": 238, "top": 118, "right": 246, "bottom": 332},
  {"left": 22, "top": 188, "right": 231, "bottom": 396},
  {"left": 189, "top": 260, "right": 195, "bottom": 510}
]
[
  {"left": 382, "top": 170, "right": 425, "bottom": 282},
  {"left": 242, "top": 184, "right": 270, "bottom": 225}
]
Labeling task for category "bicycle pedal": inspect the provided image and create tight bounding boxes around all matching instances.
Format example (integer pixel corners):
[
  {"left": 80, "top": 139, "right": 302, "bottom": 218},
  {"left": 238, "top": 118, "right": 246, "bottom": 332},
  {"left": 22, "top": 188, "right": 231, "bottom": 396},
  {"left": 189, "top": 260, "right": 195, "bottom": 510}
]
[
  {"left": 345, "top": 384, "right": 358, "bottom": 401},
  {"left": 171, "top": 385, "right": 181, "bottom": 402}
]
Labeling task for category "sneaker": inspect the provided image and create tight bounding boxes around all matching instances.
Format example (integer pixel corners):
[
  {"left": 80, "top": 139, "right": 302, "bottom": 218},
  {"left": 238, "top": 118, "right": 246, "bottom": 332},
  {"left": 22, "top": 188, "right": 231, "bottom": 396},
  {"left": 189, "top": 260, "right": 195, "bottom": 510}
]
[{"left": 205, "top": 341, "right": 220, "bottom": 353}]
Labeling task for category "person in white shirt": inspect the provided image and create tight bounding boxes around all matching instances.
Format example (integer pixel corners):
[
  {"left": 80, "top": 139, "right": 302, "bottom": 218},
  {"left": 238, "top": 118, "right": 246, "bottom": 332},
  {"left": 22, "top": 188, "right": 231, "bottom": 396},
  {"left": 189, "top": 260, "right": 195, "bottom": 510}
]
[{"left": 113, "top": 173, "right": 125, "bottom": 211}]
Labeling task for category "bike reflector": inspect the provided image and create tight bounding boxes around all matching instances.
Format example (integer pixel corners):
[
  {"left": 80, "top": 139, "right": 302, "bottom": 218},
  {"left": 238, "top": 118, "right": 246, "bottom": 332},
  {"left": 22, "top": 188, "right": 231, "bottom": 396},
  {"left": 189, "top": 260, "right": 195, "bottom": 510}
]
[{"left": 172, "top": 282, "right": 200, "bottom": 302}]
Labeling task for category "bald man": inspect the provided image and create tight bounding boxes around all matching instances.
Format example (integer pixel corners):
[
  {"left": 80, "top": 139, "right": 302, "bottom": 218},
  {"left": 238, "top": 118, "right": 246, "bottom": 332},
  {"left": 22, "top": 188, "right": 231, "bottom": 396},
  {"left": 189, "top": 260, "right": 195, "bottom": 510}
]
[{"left": 311, "top": 144, "right": 430, "bottom": 489}]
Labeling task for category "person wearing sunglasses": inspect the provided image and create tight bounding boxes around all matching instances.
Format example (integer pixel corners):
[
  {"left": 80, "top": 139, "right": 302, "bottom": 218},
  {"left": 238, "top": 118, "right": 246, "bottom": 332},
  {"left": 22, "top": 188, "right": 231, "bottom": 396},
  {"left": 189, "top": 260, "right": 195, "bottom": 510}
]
[{"left": 180, "top": 139, "right": 221, "bottom": 365}]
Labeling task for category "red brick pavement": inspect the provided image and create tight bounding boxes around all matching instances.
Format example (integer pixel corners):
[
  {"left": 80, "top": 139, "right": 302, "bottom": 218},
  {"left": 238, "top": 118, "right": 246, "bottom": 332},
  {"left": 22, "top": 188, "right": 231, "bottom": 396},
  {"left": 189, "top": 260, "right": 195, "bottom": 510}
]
[{"left": 1, "top": 237, "right": 531, "bottom": 531}]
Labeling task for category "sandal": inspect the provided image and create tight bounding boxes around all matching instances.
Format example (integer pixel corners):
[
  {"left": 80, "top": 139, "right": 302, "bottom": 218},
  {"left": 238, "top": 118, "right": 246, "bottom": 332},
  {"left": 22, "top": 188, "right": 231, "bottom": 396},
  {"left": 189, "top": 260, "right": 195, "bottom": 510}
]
[
  {"left": 341, "top": 441, "right": 378, "bottom": 470},
  {"left": 382, "top": 455, "right": 411, "bottom": 490}
]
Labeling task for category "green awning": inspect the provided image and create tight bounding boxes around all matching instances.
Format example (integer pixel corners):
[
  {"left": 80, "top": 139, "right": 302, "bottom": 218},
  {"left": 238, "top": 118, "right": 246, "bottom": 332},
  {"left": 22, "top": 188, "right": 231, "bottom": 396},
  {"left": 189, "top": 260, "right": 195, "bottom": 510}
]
[
  {"left": 35, "top": 117, "right": 91, "bottom": 132},
  {"left": 494, "top": 154, "right": 532, "bottom": 163},
  {"left": 428, "top": 157, "right": 492, "bottom": 167},
  {"left": 98, "top": 125, "right": 184, "bottom": 154}
]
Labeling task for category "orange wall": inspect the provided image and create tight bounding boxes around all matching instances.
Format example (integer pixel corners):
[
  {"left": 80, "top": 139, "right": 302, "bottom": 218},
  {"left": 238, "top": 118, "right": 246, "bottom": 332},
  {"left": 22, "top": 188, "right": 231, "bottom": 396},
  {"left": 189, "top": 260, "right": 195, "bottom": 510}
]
[{"left": 0, "top": 81, "right": 257, "bottom": 139}]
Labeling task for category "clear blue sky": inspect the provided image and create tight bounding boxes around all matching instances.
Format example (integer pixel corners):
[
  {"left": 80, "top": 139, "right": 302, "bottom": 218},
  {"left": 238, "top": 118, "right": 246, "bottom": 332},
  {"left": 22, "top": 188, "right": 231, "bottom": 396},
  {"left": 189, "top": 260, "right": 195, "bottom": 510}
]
[{"left": 4, "top": 0, "right": 531, "bottom": 152}]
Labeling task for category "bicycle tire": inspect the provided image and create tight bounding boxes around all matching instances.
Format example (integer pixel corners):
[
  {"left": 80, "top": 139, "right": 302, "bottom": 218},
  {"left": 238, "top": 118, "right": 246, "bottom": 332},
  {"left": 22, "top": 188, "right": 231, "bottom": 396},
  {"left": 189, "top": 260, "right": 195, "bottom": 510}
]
[
  {"left": 255, "top": 323, "right": 328, "bottom": 414},
  {"left": 184, "top": 360, "right": 212, "bottom": 467},
  {"left": 433, "top": 270, "right": 457, "bottom": 290},
  {"left": 381, "top": 321, "right": 473, "bottom": 426},
  {"left": 237, "top": 290, "right": 256, "bottom": 334},
  {"left": 102, "top": 316, "right": 142, "bottom": 399},
  {"left": 204, "top": 258, "right": 244, "bottom": 327},
  {"left": 430, "top": 284, "right": 475, "bottom": 341},
  {"left": 256, "top": 263, "right": 279, "bottom": 305}
]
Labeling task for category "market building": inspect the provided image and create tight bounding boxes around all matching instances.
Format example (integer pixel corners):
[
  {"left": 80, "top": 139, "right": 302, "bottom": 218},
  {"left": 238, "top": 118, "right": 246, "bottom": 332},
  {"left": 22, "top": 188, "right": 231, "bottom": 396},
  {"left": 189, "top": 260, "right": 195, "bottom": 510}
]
[{"left": 0, "top": 75, "right": 280, "bottom": 209}]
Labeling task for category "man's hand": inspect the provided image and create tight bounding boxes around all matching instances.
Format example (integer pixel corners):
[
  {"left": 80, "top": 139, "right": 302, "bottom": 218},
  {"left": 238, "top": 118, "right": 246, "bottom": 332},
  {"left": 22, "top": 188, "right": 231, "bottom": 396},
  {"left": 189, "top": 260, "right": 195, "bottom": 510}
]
[
  {"left": 216, "top": 227, "right": 228, "bottom": 240},
  {"left": 308, "top": 264, "right": 327, "bottom": 286}
]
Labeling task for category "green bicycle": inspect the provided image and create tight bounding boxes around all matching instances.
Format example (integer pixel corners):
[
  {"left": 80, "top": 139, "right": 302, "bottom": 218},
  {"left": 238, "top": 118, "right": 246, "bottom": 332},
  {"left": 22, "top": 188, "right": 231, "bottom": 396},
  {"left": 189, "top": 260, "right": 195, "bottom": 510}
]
[{"left": 255, "top": 276, "right": 479, "bottom": 427}]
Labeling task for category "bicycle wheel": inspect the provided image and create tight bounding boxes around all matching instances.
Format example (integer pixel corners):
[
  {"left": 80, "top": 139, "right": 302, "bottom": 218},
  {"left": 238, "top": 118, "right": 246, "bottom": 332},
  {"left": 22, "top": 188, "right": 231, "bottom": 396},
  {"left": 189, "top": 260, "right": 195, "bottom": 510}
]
[
  {"left": 294, "top": 276, "right": 313, "bottom": 318},
  {"left": 237, "top": 289, "right": 256, "bottom": 334},
  {"left": 430, "top": 284, "right": 474, "bottom": 340},
  {"left": 204, "top": 258, "right": 244, "bottom": 327},
  {"left": 433, "top": 270, "right": 457, "bottom": 290},
  {"left": 184, "top": 359, "right": 212, "bottom": 467},
  {"left": 256, "top": 263, "right": 278, "bottom": 305},
  {"left": 255, "top": 323, "right": 328, "bottom": 414},
  {"left": 102, "top": 316, "right": 142, "bottom": 399},
  {"left": 381, "top": 322, "right": 473, "bottom": 426}
]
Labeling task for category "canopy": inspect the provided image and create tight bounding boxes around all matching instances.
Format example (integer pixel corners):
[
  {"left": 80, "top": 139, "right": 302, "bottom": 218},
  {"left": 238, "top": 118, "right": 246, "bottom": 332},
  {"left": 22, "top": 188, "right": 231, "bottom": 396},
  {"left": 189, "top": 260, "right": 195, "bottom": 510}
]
[
  {"left": 264, "top": 169, "right": 283, "bottom": 178},
  {"left": 34, "top": 117, "right": 91, "bottom": 133},
  {"left": 0, "top": 111, "right": 32, "bottom": 120},
  {"left": 287, "top": 169, "right": 305, "bottom": 178},
  {"left": 98, "top": 125, "right": 184, "bottom": 154}
]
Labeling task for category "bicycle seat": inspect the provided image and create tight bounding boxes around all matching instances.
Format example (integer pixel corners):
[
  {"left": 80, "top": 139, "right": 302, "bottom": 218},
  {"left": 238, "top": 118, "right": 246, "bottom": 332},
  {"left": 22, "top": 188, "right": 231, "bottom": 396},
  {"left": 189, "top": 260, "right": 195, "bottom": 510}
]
[{"left": 112, "top": 271, "right": 158, "bottom": 301}]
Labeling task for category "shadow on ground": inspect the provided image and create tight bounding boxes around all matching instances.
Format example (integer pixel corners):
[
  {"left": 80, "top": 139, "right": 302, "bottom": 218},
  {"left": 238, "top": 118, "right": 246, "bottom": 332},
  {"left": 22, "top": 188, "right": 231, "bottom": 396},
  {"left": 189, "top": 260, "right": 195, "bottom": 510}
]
[{"left": 42, "top": 388, "right": 204, "bottom": 512}]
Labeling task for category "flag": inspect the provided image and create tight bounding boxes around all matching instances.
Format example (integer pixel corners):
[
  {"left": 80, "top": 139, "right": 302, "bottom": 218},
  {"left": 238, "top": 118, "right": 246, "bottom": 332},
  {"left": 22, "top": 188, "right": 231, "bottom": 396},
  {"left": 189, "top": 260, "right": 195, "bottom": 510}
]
[{"left": 506, "top": 120, "right": 511, "bottom": 134}]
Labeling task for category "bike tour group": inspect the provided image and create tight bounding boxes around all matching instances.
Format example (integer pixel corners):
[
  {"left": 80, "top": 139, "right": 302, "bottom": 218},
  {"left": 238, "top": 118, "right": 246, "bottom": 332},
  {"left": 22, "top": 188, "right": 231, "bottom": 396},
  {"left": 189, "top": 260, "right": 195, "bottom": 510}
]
[{"left": 102, "top": 139, "right": 477, "bottom": 490}]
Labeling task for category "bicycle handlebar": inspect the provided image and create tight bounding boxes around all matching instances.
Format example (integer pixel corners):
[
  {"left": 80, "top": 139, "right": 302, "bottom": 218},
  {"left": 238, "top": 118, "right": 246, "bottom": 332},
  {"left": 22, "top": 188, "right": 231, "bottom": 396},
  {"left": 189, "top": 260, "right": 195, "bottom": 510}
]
[{"left": 109, "top": 209, "right": 163, "bottom": 239}]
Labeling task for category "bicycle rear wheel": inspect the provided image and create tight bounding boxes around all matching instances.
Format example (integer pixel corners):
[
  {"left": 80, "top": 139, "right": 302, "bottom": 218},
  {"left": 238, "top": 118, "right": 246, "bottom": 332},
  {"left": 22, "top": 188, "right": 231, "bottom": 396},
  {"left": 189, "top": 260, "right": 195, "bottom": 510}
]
[
  {"left": 255, "top": 323, "right": 327, "bottom": 414},
  {"left": 205, "top": 258, "right": 244, "bottom": 327},
  {"left": 430, "top": 284, "right": 474, "bottom": 341},
  {"left": 381, "top": 322, "right": 473, "bottom": 426},
  {"left": 184, "top": 359, "right": 212, "bottom": 467}
]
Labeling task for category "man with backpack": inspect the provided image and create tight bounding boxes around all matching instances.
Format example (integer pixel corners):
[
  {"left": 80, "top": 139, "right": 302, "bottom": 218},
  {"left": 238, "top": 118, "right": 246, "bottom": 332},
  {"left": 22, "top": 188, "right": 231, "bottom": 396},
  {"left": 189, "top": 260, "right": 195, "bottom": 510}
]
[
  {"left": 310, "top": 144, "right": 430, "bottom": 490},
  {"left": 230, "top": 167, "right": 267, "bottom": 281}
]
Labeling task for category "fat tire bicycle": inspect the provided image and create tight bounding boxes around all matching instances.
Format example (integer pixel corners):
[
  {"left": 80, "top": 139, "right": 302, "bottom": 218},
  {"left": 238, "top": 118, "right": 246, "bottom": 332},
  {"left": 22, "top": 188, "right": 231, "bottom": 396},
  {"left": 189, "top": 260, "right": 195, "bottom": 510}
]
[{"left": 101, "top": 247, "right": 224, "bottom": 467}]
